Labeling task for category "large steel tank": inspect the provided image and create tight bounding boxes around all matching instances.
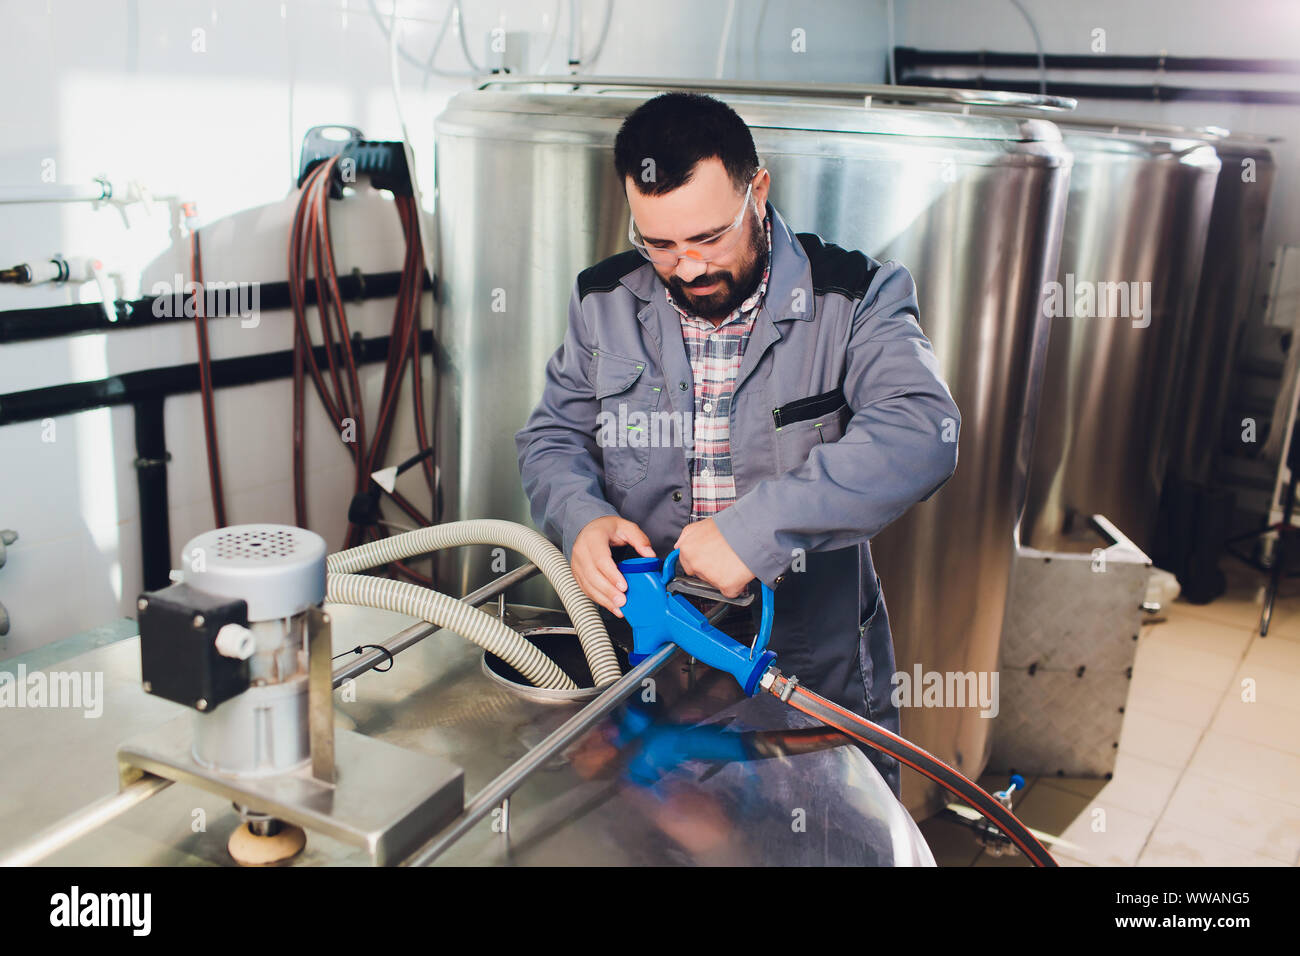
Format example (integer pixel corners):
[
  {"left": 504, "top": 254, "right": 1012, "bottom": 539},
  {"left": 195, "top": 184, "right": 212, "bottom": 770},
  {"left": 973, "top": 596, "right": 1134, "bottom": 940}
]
[
  {"left": 1167, "top": 134, "right": 1277, "bottom": 486},
  {"left": 433, "top": 81, "right": 1072, "bottom": 817},
  {"left": 1020, "top": 127, "right": 1220, "bottom": 554}
]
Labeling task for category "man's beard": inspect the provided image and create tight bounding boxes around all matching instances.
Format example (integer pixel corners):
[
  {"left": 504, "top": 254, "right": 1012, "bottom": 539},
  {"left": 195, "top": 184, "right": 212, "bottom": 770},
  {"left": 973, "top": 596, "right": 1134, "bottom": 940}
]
[{"left": 666, "top": 215, "right": 767, "bottom": 321}]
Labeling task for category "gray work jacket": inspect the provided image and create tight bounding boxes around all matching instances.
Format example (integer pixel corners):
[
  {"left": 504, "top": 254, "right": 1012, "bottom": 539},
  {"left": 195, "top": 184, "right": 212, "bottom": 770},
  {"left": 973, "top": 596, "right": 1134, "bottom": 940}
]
[{"left": 515, "top": 201, "right": 960, "bottom": 791}]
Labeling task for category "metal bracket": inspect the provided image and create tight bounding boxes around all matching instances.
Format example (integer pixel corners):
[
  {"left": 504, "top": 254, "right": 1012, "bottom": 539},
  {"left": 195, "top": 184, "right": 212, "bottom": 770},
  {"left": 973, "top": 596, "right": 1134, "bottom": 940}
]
[
  {"left": 308, "top": 606, "right": 335, "bottom": 784},
  {"left": 115, "top": 604, "right": 464, "bottom": 865},
  {"left": 666, "top": 574, "right": 755, "bottom": 607},
  {"left": 117, "top": 718, "right": 464, "bottom": 866}
]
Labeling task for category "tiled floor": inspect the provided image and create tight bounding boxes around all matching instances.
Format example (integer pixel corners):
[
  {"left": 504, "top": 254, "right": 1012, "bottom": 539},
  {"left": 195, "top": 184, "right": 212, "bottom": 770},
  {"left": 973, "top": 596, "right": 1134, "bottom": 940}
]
[{"left": 918, "top": 560, "right": 1300, "bottom": 867}]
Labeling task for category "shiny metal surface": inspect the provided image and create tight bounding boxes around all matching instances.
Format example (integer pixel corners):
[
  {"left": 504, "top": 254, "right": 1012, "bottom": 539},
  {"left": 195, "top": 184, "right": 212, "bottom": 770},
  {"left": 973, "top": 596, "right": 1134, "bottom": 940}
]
[
  {"left": 479, "top": 74, "right": 1078, "bottom": 110},
  {"left": 432, "top": 88, "right": 1071, "bottom": 818},
  {"left": 307, "top": 605, "right": 335, "bottom": 783},
  {"left": 0, "top": 775, "right": 172, "bottom": 868},
  {"left": 0, "top": 603, "right": 932, "bottom": 865},
  {"left": 406, "top": 641, "right": 675, "bottom": 865},
  {"left": 117, "top": 714, "right": 465, "bottom": 866},
  {"left": 1022, "top": 129, "right": 1221, "bottom": 553},
  {"left": 936, "top": 108, "right": 1276, "bottom": 524}
]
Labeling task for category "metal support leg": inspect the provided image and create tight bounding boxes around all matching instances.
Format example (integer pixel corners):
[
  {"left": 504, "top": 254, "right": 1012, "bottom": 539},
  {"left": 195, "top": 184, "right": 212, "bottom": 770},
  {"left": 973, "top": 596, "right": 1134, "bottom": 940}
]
[
  {"left": 1261, "top": 471, "right": 1298, "bottom": 637},
  {"left": 308, "top": 606, "right": 336, "bottom": 783}
]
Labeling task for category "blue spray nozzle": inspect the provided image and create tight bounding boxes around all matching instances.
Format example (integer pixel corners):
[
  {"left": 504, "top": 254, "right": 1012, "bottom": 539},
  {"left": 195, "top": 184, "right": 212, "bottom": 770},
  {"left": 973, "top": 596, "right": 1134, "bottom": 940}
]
[{"left": 616, "top": 548, "right": 775, "bottom": 696}]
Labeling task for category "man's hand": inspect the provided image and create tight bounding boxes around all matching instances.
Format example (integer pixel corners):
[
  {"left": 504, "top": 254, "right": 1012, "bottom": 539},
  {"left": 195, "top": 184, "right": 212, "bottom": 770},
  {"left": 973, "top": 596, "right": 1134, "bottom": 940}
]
[
  {"left": 571, "top": 516, "right": 656, "bottom": 617},
  {"left": 675, "top": 518, "right": 755, "bottom": 599}
]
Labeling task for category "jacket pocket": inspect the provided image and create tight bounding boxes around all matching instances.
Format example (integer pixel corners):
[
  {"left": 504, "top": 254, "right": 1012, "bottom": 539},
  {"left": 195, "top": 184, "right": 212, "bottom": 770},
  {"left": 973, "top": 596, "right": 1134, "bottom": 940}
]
[
  {"left": 815, "top": 402, "right": 850, "bottom": 444},
  {"left": 773, "top": 402, "right": 848, "bottom": 472},
  {"left": 593, "top": 350, "right": 662, "bottom": 489}
]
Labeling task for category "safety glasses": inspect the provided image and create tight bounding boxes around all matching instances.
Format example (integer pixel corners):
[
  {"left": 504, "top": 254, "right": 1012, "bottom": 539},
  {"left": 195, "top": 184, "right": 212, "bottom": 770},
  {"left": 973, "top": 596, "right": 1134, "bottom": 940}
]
[{"left": 628, "top": 176, "right": 759, "bottom": 267}]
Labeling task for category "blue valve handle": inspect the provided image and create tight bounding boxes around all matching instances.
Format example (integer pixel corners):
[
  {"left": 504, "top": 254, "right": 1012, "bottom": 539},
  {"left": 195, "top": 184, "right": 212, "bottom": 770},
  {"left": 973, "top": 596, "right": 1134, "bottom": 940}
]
[{"left": 618, "top": 549, "right": 776, "bottom": 696}]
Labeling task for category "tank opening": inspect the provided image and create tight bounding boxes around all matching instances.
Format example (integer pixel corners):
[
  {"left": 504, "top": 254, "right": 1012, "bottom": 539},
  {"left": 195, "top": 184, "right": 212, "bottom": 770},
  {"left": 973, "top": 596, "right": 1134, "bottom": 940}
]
[{"left": 484, "top": 627, "right": 632, "bottom": 701}]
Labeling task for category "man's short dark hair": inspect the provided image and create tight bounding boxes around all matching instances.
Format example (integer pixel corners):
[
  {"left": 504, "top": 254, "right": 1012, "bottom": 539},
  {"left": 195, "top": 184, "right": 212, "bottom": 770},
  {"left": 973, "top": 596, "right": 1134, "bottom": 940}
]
[{"left": 613, "top": 92, "right": 760, "bottom": 197}]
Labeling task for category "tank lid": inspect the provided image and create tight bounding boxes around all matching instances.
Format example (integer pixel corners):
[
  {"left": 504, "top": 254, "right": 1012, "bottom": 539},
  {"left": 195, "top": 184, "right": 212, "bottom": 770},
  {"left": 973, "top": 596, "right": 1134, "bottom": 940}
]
[
  {"left": 477, "top": 74, "right": 1078, "bottom": 111},
  {"left": 1054, "top": 126, "right": 1225, "bottom": 165},
  {"left": 442, "top": 89, "right": 1065, "bottom": 145},
  {"left": 944, "top": 107, "right": 1283, "bottom": 149}
]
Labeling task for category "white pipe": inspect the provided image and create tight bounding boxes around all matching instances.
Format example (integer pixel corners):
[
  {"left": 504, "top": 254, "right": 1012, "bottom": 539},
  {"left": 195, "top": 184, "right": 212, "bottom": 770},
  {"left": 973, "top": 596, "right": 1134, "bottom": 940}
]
[
  {"left": 386, "top": 1, "right": 438, "bottom": 281},
  {"left": 0, "top": 181, "right": 111, "bottom": 204},
  {"left": 328, "top": 573, "right": 577, "bottom": 690},
  {"left": 581, "top": 0, "right": 614, "bottom": 72},
  {"left": 715, "top": 0, "right": 736, "bottom": 79},
  {"left": 886, "top": 0, "right": 896, "bottom": 85},
  {"left": 567, "top": 0, "right": 582, "bottom": 71},
  {"left": 328, "top": 519, "right": 622, "bottom": 687}
]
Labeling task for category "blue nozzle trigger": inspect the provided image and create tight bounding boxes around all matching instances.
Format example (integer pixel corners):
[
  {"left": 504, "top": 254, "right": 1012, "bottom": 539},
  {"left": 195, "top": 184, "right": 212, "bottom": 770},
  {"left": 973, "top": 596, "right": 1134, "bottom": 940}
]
[{"left": 620, "top": 548, "right": 776, "bottom": 696}]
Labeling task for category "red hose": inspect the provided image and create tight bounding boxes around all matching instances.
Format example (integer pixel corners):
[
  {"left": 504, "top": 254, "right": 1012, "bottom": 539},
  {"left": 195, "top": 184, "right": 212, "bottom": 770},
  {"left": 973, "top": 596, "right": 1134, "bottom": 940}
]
[
  {"left": 191, "top": 227, "right": 227, "bottom": 527},
  {"left": 764, "top": 671, "right": 1058, "bottom": 867},
  {"left": 287, "top": 160, "right": 436, "bottom": 574}
]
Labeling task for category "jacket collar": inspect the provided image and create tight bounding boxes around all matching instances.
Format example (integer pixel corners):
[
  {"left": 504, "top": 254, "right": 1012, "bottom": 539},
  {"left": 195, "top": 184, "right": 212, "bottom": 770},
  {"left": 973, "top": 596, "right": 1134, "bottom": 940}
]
[{"left": 620, "top": 200, "right": 814, "bottom": 323}]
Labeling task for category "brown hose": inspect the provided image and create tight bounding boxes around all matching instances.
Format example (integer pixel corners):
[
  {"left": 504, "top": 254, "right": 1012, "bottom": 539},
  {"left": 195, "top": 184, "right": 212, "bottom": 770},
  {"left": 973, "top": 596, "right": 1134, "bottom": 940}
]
[
  {"left": 287, "top": 162, "right": 437, "bottom": 576},
  {"left": 191, "top": 226, "right": 227, "bottom": 527}
]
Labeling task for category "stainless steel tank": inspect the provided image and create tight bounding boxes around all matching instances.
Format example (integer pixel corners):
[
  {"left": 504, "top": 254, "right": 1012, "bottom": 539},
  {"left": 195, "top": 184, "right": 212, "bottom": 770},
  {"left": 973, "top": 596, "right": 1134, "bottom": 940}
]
[
  {"left": 1019, "top": 127, "right": 1220, "bottom": 554},
  {"left": 433, "top": 81, "right": 1072, "bottom": 818},
  {"left": 1167, "top": 134, "right": 1277, "bottom": 486}
]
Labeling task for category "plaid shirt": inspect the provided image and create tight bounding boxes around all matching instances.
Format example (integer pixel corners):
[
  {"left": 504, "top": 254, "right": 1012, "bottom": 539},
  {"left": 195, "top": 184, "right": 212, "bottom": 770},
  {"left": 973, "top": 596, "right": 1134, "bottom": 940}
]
[{"left": 665, "top": 213, "right": 773, "bottom": 521}]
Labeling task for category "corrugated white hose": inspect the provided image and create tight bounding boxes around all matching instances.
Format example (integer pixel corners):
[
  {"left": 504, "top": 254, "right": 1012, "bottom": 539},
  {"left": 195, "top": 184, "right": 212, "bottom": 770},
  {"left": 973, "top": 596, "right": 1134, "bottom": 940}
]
[
  {"left": 326, "top": 573, "right": 577, "bottom": 690},
  {"left": 327, "top": 519, "right": 622, "bottom": 687}
]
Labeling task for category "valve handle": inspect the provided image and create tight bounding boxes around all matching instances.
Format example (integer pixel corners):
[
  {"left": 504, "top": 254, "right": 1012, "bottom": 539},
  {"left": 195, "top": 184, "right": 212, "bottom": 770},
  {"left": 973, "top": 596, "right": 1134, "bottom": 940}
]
[{"left": 661, "top": 549, "right": 774, "bottom": 661}]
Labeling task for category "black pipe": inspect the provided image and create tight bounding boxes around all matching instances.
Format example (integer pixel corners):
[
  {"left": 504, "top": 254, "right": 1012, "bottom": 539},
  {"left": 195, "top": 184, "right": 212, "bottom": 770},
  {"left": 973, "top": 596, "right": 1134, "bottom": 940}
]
[
  {"left": 893, "top": 46, "right": 1300, "bottom": 106},
  {"left": 1, "top": 329, "right": 438, "bottom": 590},
  {"left": 0, "top": 330, "right": 436, "bottom": 426},
  {"left": 133, "top": 398, "right": 171, "bottom": 591},
  {"left": 894, "top": 46, "right": 1300, "bottom": 75},
  {"left": 900, "top": 75, "right": 1300, "bottom": 106},
  {"left": 0, "top": 269, "right": 434, "bottom": 345}
]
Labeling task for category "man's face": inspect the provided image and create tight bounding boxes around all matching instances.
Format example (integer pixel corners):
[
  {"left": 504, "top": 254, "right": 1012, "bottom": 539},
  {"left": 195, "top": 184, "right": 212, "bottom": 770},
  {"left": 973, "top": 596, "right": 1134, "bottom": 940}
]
[{"left": 626, "top": 158, "right": 772, "bottom": 321}]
